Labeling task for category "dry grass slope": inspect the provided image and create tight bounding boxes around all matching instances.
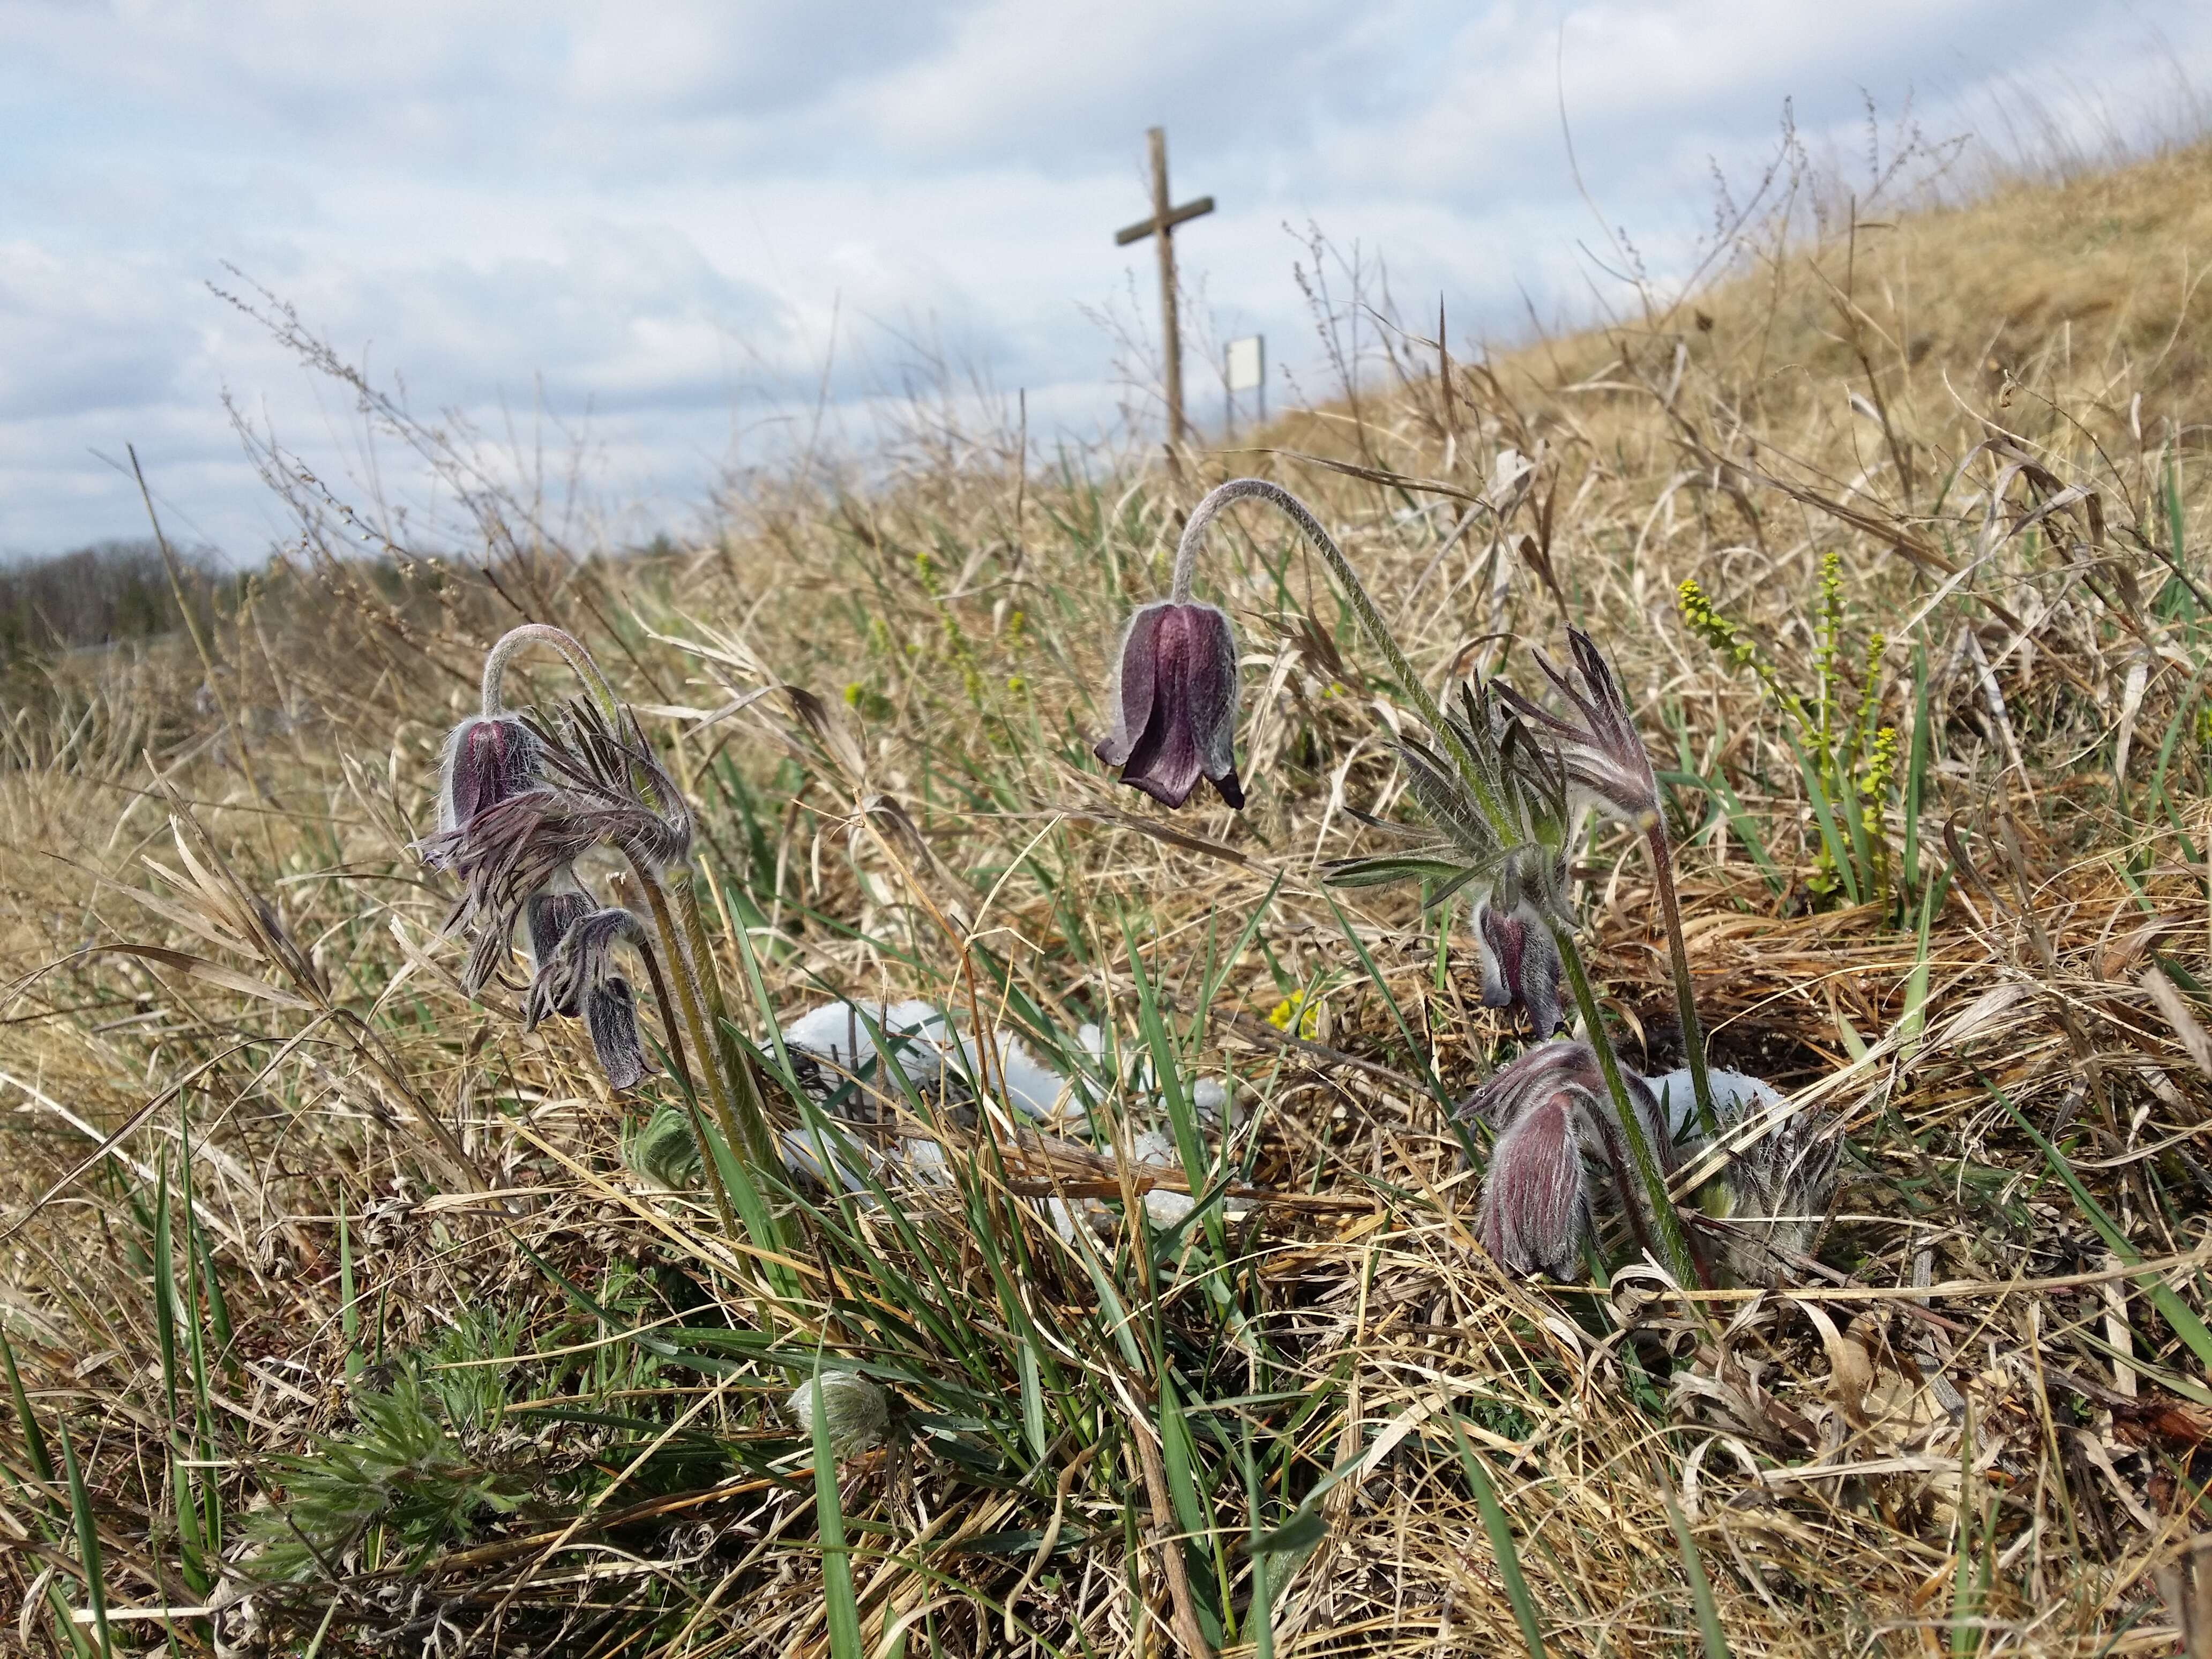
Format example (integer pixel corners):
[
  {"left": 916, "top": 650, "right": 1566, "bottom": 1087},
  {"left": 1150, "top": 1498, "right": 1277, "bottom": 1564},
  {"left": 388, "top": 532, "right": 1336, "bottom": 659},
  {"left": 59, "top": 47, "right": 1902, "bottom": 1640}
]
[{"left": 5, "top": 137, "right": 2212, "bottom": 1656}]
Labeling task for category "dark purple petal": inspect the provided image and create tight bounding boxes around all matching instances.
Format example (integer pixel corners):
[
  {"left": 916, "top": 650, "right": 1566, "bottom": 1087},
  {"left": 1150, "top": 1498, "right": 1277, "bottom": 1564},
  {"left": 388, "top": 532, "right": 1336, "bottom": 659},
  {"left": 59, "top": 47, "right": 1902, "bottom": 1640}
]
[
  {"left": 585, "top": 976, "right": 650, "bottom": 1092},
  {"left": 1096, "top": 601, "right": 1243, "bottom": 809},
  {"left": 1094, "top": 605, "right": 1164, "bottom": 768}
]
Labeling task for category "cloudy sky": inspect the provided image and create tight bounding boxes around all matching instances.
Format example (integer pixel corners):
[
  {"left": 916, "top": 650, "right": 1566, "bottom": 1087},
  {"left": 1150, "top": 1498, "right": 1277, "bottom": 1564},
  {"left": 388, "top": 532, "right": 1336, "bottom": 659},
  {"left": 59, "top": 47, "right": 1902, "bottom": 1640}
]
[{"left": 4, "top": 0, "right": 2208, "bottom": 562}]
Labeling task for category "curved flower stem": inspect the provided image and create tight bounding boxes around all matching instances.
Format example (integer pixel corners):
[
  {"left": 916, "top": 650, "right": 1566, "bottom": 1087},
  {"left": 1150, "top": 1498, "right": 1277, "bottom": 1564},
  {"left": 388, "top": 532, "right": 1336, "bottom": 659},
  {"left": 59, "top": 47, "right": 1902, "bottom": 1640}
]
[
  {"left": 1549, "top": 922, "right": 1710, "bottom": 1291},
  {"left": 1171, "top": 479, "right": 1501, "bottom": 820},
  {"left": 1646, "top": 821, "right": 1718, "bottom": 1142},
  {"left": 482, "top": 624, "right": 621, "bottom": 719}
]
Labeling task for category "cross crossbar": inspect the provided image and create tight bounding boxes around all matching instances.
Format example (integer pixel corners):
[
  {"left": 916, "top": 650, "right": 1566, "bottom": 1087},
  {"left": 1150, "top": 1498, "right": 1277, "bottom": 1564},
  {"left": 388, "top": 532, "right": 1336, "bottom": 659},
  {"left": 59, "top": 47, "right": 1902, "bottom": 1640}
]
[{"left": 1115, "top": 195, "right": 1215, "bottom": 246}]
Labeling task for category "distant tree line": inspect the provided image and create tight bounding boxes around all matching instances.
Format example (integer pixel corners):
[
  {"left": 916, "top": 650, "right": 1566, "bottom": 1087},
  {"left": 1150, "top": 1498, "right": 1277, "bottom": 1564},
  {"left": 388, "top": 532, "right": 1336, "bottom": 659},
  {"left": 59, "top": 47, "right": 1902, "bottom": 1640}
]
[{"left": 0, "top": 540, "right": 230, "bottom": 668}]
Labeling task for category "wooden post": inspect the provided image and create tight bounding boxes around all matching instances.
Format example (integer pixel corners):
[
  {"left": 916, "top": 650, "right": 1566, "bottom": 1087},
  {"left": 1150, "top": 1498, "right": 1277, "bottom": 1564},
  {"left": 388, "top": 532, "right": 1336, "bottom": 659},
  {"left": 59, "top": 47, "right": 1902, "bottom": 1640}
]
[
  {"left": 1115, "top": 127, "right": 1213, "bottom": 447},
  {"left": 1146, "top": 128, "right": 1184, "bottom": 445}
]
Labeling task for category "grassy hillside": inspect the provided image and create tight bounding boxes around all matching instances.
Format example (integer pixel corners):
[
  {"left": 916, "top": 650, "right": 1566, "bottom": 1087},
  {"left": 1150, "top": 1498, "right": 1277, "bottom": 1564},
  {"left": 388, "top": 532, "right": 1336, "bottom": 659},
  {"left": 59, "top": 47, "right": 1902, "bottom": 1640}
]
[{"left": 5, "top": 136, "right": 2212, "bottom": 1656}]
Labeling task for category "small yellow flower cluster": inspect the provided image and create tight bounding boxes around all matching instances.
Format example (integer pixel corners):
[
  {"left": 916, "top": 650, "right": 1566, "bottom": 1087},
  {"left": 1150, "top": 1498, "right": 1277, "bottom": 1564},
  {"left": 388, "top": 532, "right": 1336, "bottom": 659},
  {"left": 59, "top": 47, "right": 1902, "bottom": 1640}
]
[{"left": 1266, "top": 989, "right": 1322, "bottom": 1041}]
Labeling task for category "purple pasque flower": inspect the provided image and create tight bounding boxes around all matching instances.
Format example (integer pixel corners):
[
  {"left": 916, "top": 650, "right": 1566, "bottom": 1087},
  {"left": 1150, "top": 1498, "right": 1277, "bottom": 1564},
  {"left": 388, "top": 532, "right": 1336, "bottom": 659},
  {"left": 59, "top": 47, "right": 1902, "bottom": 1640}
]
[
  {"left": 1472, "top": 846, "right": 1567, "bottom": 1037},
  {"left": 417, "top": 709, "right": 692, "bottom": 997},
  {"left": 1493, "top": 625, "right": 1660, "bottom": 829},
  {"left": 527, "top": 906, "right": 653, "bottom": 1092},
  {"left": 1462, "top": 1040, "right": 1677, "bottom": 1279},
  {"left": 1094, "top": 601, "right": 1244, "bottom": 809}
]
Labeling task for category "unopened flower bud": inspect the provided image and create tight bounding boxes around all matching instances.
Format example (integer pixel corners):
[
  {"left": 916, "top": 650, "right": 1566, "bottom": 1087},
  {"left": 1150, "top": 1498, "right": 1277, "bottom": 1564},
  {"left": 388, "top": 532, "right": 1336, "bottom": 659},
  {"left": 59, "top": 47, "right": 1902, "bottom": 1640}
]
[
  {"left": 1476, "top": 1090, "right": 1586, "bottom": 1280},
  {"left": 525, "top": 886, "right": 593, "bottom": 1014},
  {"left": 436, "top": 714, "right": 541, "bottom": 838},
  {"left": 1462, "top": 1040, "right": 1678, "bottom": 1281},
  {"left": 1473, "top": 859, "right": 1565, "bottom": 1037},
  {"left": 584, "top": 976, "right": 649, "bottom": 1093},
  {"left": 786, "top": 1369, "right": 888, "bottom": 1459}
]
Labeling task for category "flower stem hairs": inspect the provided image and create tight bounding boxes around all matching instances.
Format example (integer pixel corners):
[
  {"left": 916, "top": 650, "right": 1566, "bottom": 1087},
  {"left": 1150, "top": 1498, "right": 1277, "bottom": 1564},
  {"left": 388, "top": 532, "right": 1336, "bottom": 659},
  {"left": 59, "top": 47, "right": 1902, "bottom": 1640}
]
[
  {"left": 1097, "top": 478, "right": 1705, "bottom": 1288},
  {"left": 419, "top": 623, "right": 783, "bottom": 1249}
]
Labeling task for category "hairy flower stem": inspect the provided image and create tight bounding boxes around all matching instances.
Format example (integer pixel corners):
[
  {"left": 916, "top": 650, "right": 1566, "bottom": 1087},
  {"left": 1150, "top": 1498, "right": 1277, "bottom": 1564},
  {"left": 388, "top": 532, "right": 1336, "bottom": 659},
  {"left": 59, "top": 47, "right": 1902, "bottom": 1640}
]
[
  {"left": 629, "top": 934, "right": 742, "bottom": 1244},
  {"left": 1172, "top": 479, "right": 1503, "bottom": 820},
  {"left": 1645, "top": 821, "right": 1718, "bottom": 1142},
  {"left": 668, "top": 873, "right": 782, "bottom": 1175},
  {"left": 481, "top": 624, "right": 619, "bottom": 719},
  {"left": 1550, "top": 924, "right": 1710, "bottom": 1291}
]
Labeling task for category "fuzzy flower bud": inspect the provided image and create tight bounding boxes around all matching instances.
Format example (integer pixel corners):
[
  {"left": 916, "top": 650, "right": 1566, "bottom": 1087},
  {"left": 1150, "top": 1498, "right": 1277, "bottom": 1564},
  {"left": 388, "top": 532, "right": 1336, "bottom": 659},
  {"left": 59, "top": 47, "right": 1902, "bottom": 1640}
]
[
  {"left": 584, "top": 976, "right": 649, "bottom": 1093},
  {"left": 1473, "top": 849, "right": 1566, "bottom": 1037},
  {"left": 432, "top": 714, "right": 541, "bottom": 851},
  {"left": 786, "top": 1369, "right": 889, "bottom": 1459},
  {"left": 1094, "top": 601, "right": 1244, "bottom": 809},
  {"left": 1474, "top": 896, "right": 1562, "bottom": 1037},
  {"left": 525, "top": 906, "right": 654, "bottom": 1093},
  {"left": 525, "top": 885, "right": 593, "bottom": 1014},
  {"left": 1462, "top": 1040, "right": 1677, "bottom": 1280}
]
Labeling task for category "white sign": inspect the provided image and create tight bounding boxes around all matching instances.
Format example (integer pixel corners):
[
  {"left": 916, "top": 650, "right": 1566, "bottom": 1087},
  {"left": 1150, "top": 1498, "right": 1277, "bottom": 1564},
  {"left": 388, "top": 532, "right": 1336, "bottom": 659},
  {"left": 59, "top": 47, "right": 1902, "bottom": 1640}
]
[{"left": 1225, "top": 335, "right": 1265, "bottom": 393}]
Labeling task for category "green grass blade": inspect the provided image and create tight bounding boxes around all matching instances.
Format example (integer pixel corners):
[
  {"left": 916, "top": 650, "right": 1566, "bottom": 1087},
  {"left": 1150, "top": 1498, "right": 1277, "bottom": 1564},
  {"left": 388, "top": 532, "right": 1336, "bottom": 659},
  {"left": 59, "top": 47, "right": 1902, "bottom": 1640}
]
[
  {"left": 1661, "top": 1484, "right": 1729, "bottom": 1659},
  {"left": 1949, "top": 1399, "right": 1976, "bottom": 1658},
  {"left": 1243, "top": 1421, "right": 1275, "bottom": 1659},
  {"left": 1322, "top": 895, "right": 1455, "bottom": 1118},
  {"left": 1902, "top": 641, "right": 1932, "bottom": 902},
  {"left": 1447, "top": 1413, "right": 1545, "bottom": 1657},
  {"left": 1898, "top": 870, "right": 1944, "bottom": 1060},
  {"left": 1658, "top": 766, "right": 1786, "bottom": 896},
  {"left": 0, "top": 1325, "right": 54, "bottom": 1486},
  {"left": 806, "top": 1356, "right": 866, "bottom": 1659},
  {"left": 1997, "top": 1089, "right": 2212, "bottom": 1386},
  {"left": 1018, "top": 1339, "right": 1047, "bottom": 1464},
  {"left": 57, "top": 1418, "right": 111, "bottom": 1659},
  {"left": 151, "top": 1160, "right": 179, "bottom": 1427},
  {"left": 1780, "top": 727, "right": 1861, "bottom": 906}
]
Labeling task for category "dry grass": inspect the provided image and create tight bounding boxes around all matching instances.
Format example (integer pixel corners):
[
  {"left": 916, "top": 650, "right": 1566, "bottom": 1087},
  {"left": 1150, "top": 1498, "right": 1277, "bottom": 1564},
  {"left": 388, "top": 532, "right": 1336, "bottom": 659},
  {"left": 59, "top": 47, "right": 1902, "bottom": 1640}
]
[{"left": 5, "top": 131, "right": 2212, "bottom": 1658}]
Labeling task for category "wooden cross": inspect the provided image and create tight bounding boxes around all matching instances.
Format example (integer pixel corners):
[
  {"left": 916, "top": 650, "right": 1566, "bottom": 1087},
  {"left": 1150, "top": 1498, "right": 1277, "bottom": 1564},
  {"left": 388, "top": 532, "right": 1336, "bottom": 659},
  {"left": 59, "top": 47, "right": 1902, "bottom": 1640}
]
[{"left": 1115, "top": 126, "right": 1213, "bottom": 445}]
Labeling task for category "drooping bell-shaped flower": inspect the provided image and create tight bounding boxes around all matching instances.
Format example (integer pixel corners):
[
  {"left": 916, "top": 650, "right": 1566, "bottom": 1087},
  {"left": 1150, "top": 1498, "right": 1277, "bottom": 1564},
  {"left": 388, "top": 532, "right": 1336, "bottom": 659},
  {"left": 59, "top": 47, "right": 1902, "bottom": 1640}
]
[
  {"left": 1477, "top": 1090, "right": 1588, "bottom": 1280},
  {"left": 1094, "top": 601, "right": 1244, "bottom": 809},
  {"left": 524, "top": 883, "right": 593, "bottom": 1016},
  {"left": 430, "top": 714, "right": 542, "bottom": 857},
  {"left": 1474, "top": 896, "right": 1562, "bottom": 1037},
  {"left": 1462, "top": 1040, "right": 1678, "bottom": 1280},
  {"left": 1473, "top": 847, "right": 1566, "bottom": 1037},
  {"left": 585, "top": 975, "right": 649, "bottom": 1093},
  {"left": 526, "top": 906, "right": 639, "bottom": 1027},
  {"left": 527, "top": 906, "right": 653, "bottom": 1092}
]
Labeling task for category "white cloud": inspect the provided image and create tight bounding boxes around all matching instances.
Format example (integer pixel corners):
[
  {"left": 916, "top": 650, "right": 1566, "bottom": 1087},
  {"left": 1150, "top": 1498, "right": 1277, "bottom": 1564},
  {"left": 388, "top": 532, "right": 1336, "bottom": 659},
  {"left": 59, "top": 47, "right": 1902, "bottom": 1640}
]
[{"left": 1, "top": 0, "right": 2208, "bottom": 557}]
